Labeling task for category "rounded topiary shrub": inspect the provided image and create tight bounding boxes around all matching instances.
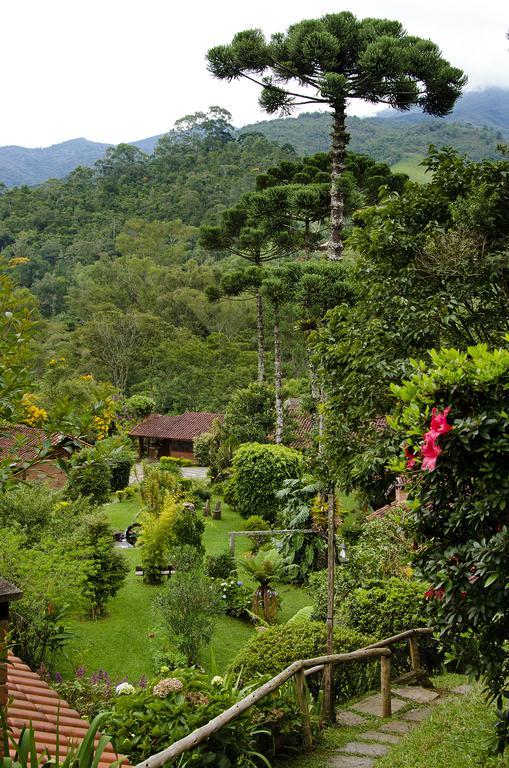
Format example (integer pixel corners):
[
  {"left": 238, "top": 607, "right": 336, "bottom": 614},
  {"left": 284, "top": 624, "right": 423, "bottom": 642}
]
[
  {"left": 229, "top": 443, "right": 304, "bottom": 525},
  {"left": 229, "top": 620, "right": 375, "bottom": 701}
]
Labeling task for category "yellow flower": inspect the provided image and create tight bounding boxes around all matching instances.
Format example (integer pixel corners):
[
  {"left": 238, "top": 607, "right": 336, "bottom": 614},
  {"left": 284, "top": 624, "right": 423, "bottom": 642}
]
[{"left": 21, "top": 393, "right": 48, "bottom": 427}]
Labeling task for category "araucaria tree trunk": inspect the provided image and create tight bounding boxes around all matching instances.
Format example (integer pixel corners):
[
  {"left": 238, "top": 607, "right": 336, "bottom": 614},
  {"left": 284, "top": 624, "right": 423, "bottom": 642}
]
[
  {"left": 274, "top": 305, "right": 283, "bottom": 444},
  {"left": 329, "top": 105, "right": 347, "bottom": 261},
  {"left": 256, "top": 291, "right": 266, "bottom": 382}
]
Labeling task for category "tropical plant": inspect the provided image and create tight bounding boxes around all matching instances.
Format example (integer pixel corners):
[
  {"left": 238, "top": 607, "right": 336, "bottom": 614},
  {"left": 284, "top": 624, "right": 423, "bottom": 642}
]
[
  {"left": 240, "top": 549, "right": 293, "bottom": 623},
  {"left": 275, "top": 477, "right": 326, "bottom": 581}
]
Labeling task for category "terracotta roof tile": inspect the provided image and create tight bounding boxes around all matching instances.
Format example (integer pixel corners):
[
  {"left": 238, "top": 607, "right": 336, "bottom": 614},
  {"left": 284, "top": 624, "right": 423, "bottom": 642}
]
[
  {"left": 6, "top": 653, "right": 129, "bottom": 767},
  {"left": 285, "top": 399, "right": 314, "bottom": 449},
  {"left": 129, "top": 412, "right": 223, "bottom": 440},
  {"left": 0, "top": 425, "right": 85, "bottom": 466}
]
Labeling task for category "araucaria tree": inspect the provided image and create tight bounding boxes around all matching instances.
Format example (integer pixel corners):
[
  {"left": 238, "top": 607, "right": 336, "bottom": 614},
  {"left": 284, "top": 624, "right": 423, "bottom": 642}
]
[{"left": 207, "top": 12, "right": 466, "bottom": 259}]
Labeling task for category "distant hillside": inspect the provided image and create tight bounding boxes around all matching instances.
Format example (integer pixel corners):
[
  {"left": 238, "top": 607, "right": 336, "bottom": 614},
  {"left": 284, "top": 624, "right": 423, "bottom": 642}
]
[
  {"left": 239, "top": 113, "right": 504, "bottom": 165},
  {"left": 377, "top": 87, "right": 509, "bottom": 136},
  {"left": 0, "top": 87, "right": 506, "bottom": 187},
  {"left": 0, "top": 138, "right": 111, "bottom": 188}
]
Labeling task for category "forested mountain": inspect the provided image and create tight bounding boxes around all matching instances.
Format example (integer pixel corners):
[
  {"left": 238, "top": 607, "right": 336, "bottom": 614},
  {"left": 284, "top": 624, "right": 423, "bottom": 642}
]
[
  {"left": 377, "top": 87, "right": 509, "bottom": 135},
  {"left": 0, "top": 109, "right": 411, "bottom": 423},
  {"left": 240, "top": 113, "right": 504, "bottom": 164},
  {"left": 0, "top": 88, "right": 507, "bottom": 187}
]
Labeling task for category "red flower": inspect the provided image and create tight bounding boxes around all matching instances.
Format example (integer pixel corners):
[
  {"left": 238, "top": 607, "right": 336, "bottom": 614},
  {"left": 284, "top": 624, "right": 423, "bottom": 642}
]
[
  {"left": 421, "top": 433, "right": 441, "bottom": 471},
  {"left": 424, "top": 587, "right": 445, "bottom": 600},
  {"left": 404, "top": 446, "right": 416, "bottom": 469},
  {"left": 428, "top": 407, "right": 452, "bottom": 438}
]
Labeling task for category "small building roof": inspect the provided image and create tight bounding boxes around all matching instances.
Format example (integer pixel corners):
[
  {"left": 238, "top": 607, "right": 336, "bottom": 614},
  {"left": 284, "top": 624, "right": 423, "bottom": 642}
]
[
  {"left": 285, "top": 398, "right": 314, "bottom": 449},
  {"left": 0, "top": 425, "right": 83, "bottom": 466},
  {"left": 6, "top": 652, "right": 128, "bottom": 767},
  {"left": 129, "top": 412, "right": 223, "bottom": 441}
]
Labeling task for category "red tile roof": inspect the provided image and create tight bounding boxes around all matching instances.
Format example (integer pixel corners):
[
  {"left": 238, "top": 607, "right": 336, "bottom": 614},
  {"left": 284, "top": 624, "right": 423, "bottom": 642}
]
[
  {"left": 285, "top": 399, "right": 314, "bottom": 449},
  {"left": 6, "top": 653, "right": 128, "bottom": 767},
  {"left": 129, "top": 412, "right": 223, "bottom": 441},
  {"left": 0, "top": 425, "right": 71, "bottom": 465}
]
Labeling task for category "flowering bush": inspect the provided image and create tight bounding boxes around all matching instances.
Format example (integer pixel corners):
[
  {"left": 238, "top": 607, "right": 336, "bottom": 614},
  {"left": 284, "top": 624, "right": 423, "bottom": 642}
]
[
  {"left": 214, "top": 576, "right": 253, "bottom": 619},
  {"left": 390, "top": 342, "right": 509, "bottom": 752},
  {"left": 102, "top": 667, "right": 312, "bottom": 766}
]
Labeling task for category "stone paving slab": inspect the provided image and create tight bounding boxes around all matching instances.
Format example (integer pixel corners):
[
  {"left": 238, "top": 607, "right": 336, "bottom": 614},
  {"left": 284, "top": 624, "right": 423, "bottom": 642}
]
[
  {"left": 393, "top": 686, "right": 439, "bottom": 704},
  {"left": 350, "top": 693, "right": 407, "bottom": 717},
  {"left": 336, "top": 710, "right": 369, "bottom": 727},
  {"left": 340, "top": 742, "right": 390, "bottom": 758},
  {"left": 329, "top": 755, "right": 375, "bottom": 768},
  {"left": 401, "top": 706, "right": 432, "bottom": 722},
  {"left": 379, "top": 719, "right": 414, "bottom": 734},
  {"left": 361, "top": 730, "right": 401, "bottom": 745},
  {"left": 451, "top": 684, "right": 472, "bottom": 695}
]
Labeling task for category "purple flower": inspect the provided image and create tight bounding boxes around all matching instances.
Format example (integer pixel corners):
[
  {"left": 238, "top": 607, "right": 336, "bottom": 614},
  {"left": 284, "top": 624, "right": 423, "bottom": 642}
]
[
  {"left": 139, "top": 675, "right": 148, "bottom": 689},
  {"left": 54, "top": 672, "right": 63, "bottom": 683},
  {"left": 237, "top": 581, "right": 243, "bottom": 586},
  {"left": 76, "top": 666, "right": 86, "bottom": 679}
]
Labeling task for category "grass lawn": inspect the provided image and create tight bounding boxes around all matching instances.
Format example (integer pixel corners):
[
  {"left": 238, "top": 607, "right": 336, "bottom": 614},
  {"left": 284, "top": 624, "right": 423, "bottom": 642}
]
[
  {"left": 391, "top": 153, "right": 430, "bottom": 184},
  {"left": 66, "top": 493, "right": 312, "bottom": 681},
  {"left": 277, "top": 675, "right": 509, "bottom": 768}
]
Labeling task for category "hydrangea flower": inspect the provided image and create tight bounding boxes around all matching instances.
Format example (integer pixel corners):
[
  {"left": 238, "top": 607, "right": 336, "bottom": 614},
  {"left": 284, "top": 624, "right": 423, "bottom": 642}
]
[
  {"left": 115, "top": 682, "right": 136, "bottom": 695},
  {"left": 152, "top": 677, "right": 184, "bottom": 698},
  {"left": 211, "top": 675, "right": 224, "bottom": 686}
]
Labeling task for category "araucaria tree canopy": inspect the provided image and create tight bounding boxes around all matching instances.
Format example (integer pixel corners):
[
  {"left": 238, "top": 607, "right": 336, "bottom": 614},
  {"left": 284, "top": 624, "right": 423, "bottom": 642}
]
[{"left": 207, "top": 12, "right": 466, "bottom": 259}]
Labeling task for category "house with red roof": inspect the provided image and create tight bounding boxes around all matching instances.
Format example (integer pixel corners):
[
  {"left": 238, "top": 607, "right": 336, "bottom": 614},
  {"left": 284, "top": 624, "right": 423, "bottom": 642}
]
[
  {"left": 129, "top": 412, "right": 223, "bottom": 462},
  {"left": 0, "top": 424, "right": 85, "bottom": 488}
]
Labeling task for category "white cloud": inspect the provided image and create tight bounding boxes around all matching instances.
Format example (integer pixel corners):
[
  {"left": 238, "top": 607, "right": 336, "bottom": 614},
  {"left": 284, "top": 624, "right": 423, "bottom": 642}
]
[{"left": 1, "top": 0, "right": 507, "bottom": 147}]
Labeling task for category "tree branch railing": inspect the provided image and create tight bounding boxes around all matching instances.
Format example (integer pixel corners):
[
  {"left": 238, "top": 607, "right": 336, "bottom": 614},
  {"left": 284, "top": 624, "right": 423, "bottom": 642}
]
[
  {"left": 228, "top": 529, "right": 316, "bottom": 556},
  {"left": 134, "top": 627, "right": 434, "bottom": 768}
]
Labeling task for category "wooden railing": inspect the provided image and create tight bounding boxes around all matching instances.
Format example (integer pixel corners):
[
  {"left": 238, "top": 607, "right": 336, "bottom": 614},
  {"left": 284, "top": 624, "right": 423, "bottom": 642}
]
[{"left": 135, "top": 626, "right": 434, "bottom": 768}]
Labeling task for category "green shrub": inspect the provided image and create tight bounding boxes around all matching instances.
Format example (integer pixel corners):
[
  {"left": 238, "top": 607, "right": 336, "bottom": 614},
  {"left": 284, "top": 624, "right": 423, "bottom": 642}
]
[
  {"left": 205, "top": 551, "right": 236, "bottom": 579},
  {"left": 214, "top": 576, "right": 252, "bottom": 619},
  {"left": 67, "top": 453, "right": 112, "bottom": 505},
  {"left": 229, "top": 620, "right": 375, "bottom": 701},
  {"left": 126, "top": 394, "right": 156, "bottom": 418},
  {"left": 81, "top": 512, "right": 129, "bottom": 618},
  {"left": 154, "top": 569, "right": 224, "bottom": 664},
  {"left": 229, "top": 442, "right": 304, "bottom": 524},
  {"left": 172, "top": 504, "right": 205, "bottom": 555},
  {"left": 243, "top": 514, "right": 271, "bottom": 552},
  {"left": 0, "top": 483, "right": 58, "bottom": 534},
  {"left": 140, "top": 466, "right": 182, "bottom": 515},
  {"left": 103, "top": 668, "right": 309, "bottom": 766},
  {"left": 160, "top": 455, "right": 194, "bottom": 468},
  {"left": 116, "top": 485, "right": 138, "bottom": 502}
]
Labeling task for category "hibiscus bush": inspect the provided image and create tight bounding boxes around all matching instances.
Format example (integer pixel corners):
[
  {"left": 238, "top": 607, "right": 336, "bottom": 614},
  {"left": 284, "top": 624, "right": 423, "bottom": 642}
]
[{"left": 390, "top": 342, "right": 509, "bottom": 752}]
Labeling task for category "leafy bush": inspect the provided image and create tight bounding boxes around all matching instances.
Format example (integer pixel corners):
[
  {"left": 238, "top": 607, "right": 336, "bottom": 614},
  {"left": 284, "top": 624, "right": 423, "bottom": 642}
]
[
  {"left": 0, "top": 483, "right": 58, "bottom": 534},
  {"left": 126, "top": 393, "right": 156, "bottom": 418},
  {"left": 275, "top": 477, "right": 327, "bottom": 581},
  {"left": 52, "top": 668, "right": 115, "bottom": 720},
  {"left": 214, "top": 576, "right": 252, "bottom": 619},
  {"left": 154, "top": 568, "right": 224, "bottom": 664},
  {"left": 81, "top": 512, "right": 129, "bottom": 618},
  {"left": 205, "top": 551, "right": 236, "bottom": 579},
  {"left": 229, "top": 621, "right": 375, "bottom": 701},
  {"left": 243, "top": 514, "right": 271, "bottom": 552},
  {"left": 140, "top": 465, "right": 182, "bottom": 515},
  {"left": 160, "top": 455, "right": 194, "bottom": 468},
  {"left": 67, "top": 453, "right": 111, "bottom": 504},
  {"left": 229, "top": 442, "right": 304, "bottom": 524},
  {"left": 115, "top": 485, "right": 138, "bottom": 502},
  {"left": 390, "top": 342, "right": 509, "bottom": 750},
  {"left": 103, "top": 668, "right": 309, "bottom": 766}
]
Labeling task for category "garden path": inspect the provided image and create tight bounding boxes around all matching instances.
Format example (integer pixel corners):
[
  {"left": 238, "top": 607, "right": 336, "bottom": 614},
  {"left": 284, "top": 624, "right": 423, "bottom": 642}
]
[{"left": 329, "top": 684, "right": 470, "bottom": 767}]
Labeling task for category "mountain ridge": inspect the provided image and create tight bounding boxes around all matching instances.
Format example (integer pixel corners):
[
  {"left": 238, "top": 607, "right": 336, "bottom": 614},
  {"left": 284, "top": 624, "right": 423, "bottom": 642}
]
[{"left": 0, "top": 87, "right": 507, "bottom": 188}]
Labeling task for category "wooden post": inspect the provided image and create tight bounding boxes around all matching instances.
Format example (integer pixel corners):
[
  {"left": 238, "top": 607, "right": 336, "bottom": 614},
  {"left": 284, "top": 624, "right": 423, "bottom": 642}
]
[
  {"left": 323, "top": 491, "right": 336, "bottom": 723},
  {"left": 294, "top": 669, "right": 313, "bottom": 749},
  {"left": 203, "top": 499, "right": 210, "bottom": 517},
  {"left": 380, "top": 653, "right": 392, "bottom": 718},
  {"left": 213, "top": 500, "right": 222, "bottom": 520},
  {"left": 229, "top": 532, "right": 235, "bottom": 556},
  {"left": 408, "top": 634, "right": 421, "bottom": 672}
]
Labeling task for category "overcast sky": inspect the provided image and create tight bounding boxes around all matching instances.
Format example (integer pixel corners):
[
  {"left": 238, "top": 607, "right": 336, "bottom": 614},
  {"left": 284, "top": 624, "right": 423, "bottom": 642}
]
[{"left": 2, "top": 0, "right": 507, "bottom": 148}]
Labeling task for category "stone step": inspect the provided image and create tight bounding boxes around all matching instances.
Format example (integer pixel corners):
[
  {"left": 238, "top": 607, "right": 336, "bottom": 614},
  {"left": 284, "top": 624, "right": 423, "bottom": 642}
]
[
  {"left": 360, "top": 730, "right": 401, "bottom": 745},
  {"left": 379, "top": 719, "right": 415, "bottom": 734},
  {"left": 350, "top": 692, "right": 407, "bottom": 718},
  {"left": 392, "top": 685, "right": 439, "bottom": 704},
  {"left": 336, "top": 710, "right": 369, "bottom": 727},
  {"left": 401, "top": 706, "right": 432, "bottom": 722},
  {"left": 340, "top": 741, "right": 390, "bottom": 758},
  {"left": 328, "top": 755, "right": 375, "bottom": 768}
]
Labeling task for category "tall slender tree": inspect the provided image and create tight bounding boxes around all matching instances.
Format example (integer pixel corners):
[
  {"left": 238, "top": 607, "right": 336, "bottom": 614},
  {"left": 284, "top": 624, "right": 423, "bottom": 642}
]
[
  {"left": 207, "top": 12, "right": 466, "bottom": 259},
  {"left": 201, "top": 193, "right": 296, "bottom": 381}
]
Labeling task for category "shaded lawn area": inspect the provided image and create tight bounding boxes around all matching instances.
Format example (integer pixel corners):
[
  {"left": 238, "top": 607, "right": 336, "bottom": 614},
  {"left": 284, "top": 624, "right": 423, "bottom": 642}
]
[{"left": 67, "top": 495, "right": 310, "bottom": 681}]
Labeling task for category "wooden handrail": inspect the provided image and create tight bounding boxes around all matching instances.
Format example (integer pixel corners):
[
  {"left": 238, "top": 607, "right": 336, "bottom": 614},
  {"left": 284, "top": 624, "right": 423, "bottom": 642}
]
[{"left": 134, "top": 627, "right": 433, "bottom": 768}]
